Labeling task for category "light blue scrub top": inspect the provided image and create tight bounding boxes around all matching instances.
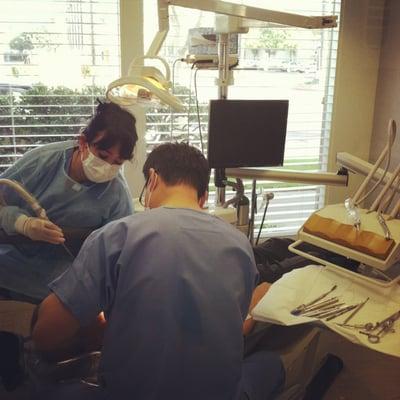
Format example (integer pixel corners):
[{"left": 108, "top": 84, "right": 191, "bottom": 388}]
[
  {"left": 50, "top": 207, "right": 258, "bottom": 400},
  {"left": 0, "top": 140, "right": 133, "bottom": 300}
]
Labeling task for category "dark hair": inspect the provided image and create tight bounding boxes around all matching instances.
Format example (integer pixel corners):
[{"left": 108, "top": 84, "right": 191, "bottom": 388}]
[
  {"left": 143, "top": 142, "right": 210, "bottom": 199},
  {"left": 82, "top": 100, "right": 138, "bottom": 160}
]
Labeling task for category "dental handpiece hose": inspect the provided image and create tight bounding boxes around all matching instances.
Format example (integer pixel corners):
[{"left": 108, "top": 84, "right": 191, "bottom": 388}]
[{"left": 0, "top": 179, "right": 74, "bottom": 260}]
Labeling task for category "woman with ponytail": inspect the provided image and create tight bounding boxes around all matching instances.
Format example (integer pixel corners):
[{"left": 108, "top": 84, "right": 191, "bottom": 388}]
[{"left": 0, "top": 100, "right": 138, "bottom": 302}]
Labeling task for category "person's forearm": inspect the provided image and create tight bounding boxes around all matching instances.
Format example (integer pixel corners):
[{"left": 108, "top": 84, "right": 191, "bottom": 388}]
[{"left": 0, "top": 206, "right": 28, "bottom": 235}]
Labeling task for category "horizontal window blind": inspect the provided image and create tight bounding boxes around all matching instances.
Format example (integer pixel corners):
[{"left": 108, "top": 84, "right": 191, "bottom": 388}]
[
  {"left": 144, "top": 0, "right": 341, "bottom": 238},
  {"left": 0, "top": 0, "right": 120, "bottom": 172}
]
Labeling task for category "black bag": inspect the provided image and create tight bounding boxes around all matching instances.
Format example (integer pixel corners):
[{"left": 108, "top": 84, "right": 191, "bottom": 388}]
[
  {"left": 0, "top": 331, "right": 24, "bottom": 391},
  {"left": 253, "top": 238, "right": 311, "bottom": 283},
  {"left": 253, "top": 237, "right": 359, "bottom": 283}
]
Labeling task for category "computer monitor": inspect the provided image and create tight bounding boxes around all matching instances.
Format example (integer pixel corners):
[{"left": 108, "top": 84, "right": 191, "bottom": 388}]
[{"left": 207, "top": 99, "right": 288, "bottom": 169}]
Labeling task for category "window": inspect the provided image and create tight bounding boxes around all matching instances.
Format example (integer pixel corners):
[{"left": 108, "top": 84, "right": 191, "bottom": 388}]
[
  {"left": 0, "top": 0, "right": 341, "bottom": 239},
  {"left": 0, "top": 0, "right": 120, "bottom": 172},
  {"left": 144, "top": 0, "right": 341, "bottom": 237}
]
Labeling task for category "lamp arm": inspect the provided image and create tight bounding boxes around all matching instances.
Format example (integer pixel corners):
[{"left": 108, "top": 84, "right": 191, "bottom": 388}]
[
  {"left": 149, "top": 0, "right": 337, "bottom": 58},
  {"left": 158, "top": 0, "right": 337, "bottom": 29},
  {"left": 146, "top": 30, "right": 169, "bottom": 58},
  {"left": 144, "top": 0, "right": 171, "bottom": 57},
  {"left": 129, "top": 55, "right": 171, "bottom": 82}
]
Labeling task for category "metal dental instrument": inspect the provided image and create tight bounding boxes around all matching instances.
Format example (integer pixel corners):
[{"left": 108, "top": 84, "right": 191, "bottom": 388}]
[
  {"left": 302, "top": 302, "right": 345, "bottom": 318},
  {"left": 344, "top": 198, "right": 361, "bottom": 230},
  {"left": 377, "top": 212, "right": 392, "bottom": 240},
  {"left": 39, "top": 216, "right": 75, "bottom": 260},
  {"left": 359, "top": 309, "right": 400, "bottom": 344},
  {"left": 305, "top": 304, "right": 350, "bottom": 319},
  {"left": 312, "top": 304, "right": 356, "bottom": 320},
  {"left": 291, "top": 285, "right": 337, "bottom": 315},
  {"left": 352, "top": 119, "right": 396, "bottom": 206},
  {"left": 29, "top": 212, "right": 75, "bottom": 260},
  {"left": 60, "top": 241, "right": 75, "bottom": 260},
  {"left": 375, "top": 309, "right": 400, "bottom": 329},
  {"left": 297, "top": 297, "right": 339, "bottom": 314},
  {"left": 380, "top": 175, "right": 400, "bottom": 215},
  {"left": 325, "top": 304, "right": 359, "bottom": 321},
  {"left": 359, "top": 322, "right": 395, "bottom": 344},
  {"left": 369, "top": 161, "right": 400, "bottom": 213},
  {"left": 389, "top": 195, "right": 400, "bottom": 219},
  {"left": 342, "top": 297, "right": 369, "bottom": 325},
  {"left": 337, "top": 322, "right": 375, "bottom": 331}
]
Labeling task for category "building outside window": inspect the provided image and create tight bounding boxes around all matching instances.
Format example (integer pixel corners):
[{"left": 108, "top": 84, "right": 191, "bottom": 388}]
[{"left": 0, "top": 0, "right": 120, "bottom": 170}]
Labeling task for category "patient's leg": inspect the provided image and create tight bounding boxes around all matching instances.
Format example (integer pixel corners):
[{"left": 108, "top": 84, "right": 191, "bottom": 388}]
[{"left": 31, "top": 310, "right": 106, "bottom": 363}]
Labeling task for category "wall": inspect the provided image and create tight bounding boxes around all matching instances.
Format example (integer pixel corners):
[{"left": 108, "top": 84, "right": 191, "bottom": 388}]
[
  {"left": 370, "top": 0, "right": 400, "bottom": 167},
  {"left": 325, "top": 0, "right": 385, "bottom": 205},
  {"left": 119, "top": 0, "right": 147, "bottom": 198}
]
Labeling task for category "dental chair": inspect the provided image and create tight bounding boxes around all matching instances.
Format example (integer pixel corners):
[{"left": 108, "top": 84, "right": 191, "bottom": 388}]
[
  {"left": 0, "top": 330, "right": 100, "bottom": 398},
  {"left": 0, "top": 306, "right": 343, "bottom": 400},
  {"left": 244, "top": 321, "right": 343, "bottom": 400},
  {"left": 0, "top": 299, "right": 98, "bottom": 398}
]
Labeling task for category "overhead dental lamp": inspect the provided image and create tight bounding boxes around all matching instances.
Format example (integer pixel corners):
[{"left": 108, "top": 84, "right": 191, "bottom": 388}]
[
  {"left": 106, "top": 0, "right": 337, "bottom": 111},
  {"left": 107, "top": 55, "right": 184, "bottom": 111}
]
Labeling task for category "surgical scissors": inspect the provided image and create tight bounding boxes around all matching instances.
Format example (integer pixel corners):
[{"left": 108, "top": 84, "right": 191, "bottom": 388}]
[
  {"left": 359, "top": 321, "right": 394, "bottom": 344},
  {"left": 359, "top": 309, "right": 400, "bottom": 344}
]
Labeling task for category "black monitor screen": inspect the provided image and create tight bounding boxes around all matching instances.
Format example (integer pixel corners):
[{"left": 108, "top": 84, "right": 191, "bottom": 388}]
[{"left": 207, "top": 99, "right": 288, "bottom": 168}]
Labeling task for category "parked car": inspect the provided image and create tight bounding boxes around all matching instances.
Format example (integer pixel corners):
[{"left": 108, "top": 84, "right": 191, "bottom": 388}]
[
  {"left": 0, "top": 83, "right": 32, "bottom": 95},
  {"left": 267, "top": 60, "right": 307, "bottom": 73},
  {"left": 287, "top": 62, "right": 306, "bottom": 73},
  {"left": 267, "top": 60, "right": 290, "bottom": 72}
]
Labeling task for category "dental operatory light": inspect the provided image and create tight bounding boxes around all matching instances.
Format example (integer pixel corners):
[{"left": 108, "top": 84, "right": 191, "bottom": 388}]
[
  {"left": 106, "top": 0, "right": 337, "bottom": 111},
  {"left": 106, "top": 55, "right": 184, "bottom": 112}
]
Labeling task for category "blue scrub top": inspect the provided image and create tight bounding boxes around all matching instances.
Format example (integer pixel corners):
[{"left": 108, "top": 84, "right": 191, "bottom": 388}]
[
  {"left": 0, "top": 140, "right": 133, "bottom": 300},
  {"left": 50, "top": 207, "right": 258, "bottom": 400}
]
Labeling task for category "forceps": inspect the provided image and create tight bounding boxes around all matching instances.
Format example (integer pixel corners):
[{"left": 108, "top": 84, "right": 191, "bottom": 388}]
[
  {"left": 359, "top": 321, "right": 394, "bottom": 344},
  {"left": 359, "top": 309, "right": 400, "bottom": 344}
]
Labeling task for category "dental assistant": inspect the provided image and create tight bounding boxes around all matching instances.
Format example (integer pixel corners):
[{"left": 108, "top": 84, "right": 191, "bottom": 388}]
[{"left": 0, "top": 101, "right": 138, "bottom": 302}]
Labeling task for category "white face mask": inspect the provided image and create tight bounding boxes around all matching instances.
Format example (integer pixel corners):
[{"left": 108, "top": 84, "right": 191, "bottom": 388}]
[{"left": 81, "top": 146, "right": 121, "bottom": 183}]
